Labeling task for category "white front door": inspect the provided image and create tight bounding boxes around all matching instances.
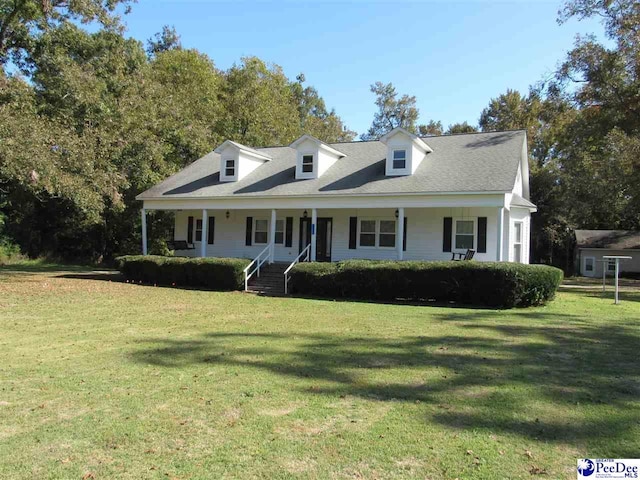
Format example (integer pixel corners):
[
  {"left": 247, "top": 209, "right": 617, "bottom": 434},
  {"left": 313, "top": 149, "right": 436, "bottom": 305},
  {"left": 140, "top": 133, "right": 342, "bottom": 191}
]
[{"left": 583, "top": 256, "right": 596, "bottom": 277}]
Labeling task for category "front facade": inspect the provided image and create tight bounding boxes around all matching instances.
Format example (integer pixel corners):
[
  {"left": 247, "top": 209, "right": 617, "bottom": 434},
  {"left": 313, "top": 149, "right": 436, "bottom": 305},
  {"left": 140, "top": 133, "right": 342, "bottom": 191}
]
[
  {"left": 575, "top": 230, "right": 640, "bottom": 277},
  {"left": 137, "top": 128, "right": 536, "bottom": 266}
]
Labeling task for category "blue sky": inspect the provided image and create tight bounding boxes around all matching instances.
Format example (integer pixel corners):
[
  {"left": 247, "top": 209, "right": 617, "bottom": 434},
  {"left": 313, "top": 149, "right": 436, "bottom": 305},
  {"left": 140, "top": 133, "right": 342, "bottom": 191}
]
[{"left": 120, "top": 0, "right": 605, "bottom": 136}]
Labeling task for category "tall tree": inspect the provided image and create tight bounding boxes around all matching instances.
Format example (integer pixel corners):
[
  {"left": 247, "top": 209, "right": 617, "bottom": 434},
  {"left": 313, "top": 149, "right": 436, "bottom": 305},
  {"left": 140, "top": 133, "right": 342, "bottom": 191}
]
[
  {"left": 418, "top": 120, "right": 443, "bottom": 136},
  {"left": 221, "top": 56, "right": 300, "bottom": 147},
  {"left": 446, "top": 122, "right": 478, "bottom": 134},
  {"left": 147, "top": 25, "right": 181, "bottom": 57},
  {"left": 290, "top": 74, "right": 355, "bottom": 143},
  {"left": 0, "top": 0, "right": 132, "bottom": 69},
  {"left": 361, "top": 82, "right": 419, "bottom": 140}
]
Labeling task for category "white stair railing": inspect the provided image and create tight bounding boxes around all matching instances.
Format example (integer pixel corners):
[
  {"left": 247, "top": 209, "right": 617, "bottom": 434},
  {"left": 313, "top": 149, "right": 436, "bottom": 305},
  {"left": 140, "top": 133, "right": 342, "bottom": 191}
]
[
  {"left": 284, "top": 244, "right": 311, "bottom": 295},
  {"left": 244, "top": 243, "right": 273, "bottom": 291}
]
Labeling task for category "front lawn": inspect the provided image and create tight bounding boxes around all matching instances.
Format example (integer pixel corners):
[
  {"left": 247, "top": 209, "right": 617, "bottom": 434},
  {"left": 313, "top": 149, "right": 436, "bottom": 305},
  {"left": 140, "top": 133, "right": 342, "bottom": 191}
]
[{"left": 0, "top": 265, "right": 638, "bottom": 479}]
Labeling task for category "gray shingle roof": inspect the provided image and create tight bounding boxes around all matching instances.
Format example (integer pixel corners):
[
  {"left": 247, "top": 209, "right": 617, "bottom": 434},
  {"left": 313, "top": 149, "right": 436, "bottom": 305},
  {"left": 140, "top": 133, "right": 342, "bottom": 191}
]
[
  {"left": 575, "top": 230, "right": 640, "bottom": 250},
  {"left": 137, "top": 130, "right": 526, "bottom": 200}
]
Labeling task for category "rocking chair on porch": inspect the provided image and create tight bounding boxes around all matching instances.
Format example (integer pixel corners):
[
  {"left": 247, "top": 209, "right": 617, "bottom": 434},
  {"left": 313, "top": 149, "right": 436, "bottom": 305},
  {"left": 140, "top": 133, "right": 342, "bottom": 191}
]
[{"left": 452, "top": 249, "right": 475, "bottom": 261}]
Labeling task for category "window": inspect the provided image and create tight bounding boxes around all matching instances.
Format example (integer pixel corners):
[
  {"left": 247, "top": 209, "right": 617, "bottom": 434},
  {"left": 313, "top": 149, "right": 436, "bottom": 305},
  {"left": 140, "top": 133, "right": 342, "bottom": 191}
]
[
  {"left": 195, "top": 219, "right": 203, "bottom": 242},
  {"left": 224, "top": 159, "right": 235, "bottom": 177},
  {"left": 302, "top": 154, "right": 314, "bottom": 173},
  {"left": 513, "top": 222, "right": 523, "bottom": 263},
  {"left": 585, "top": 257, "right": 594, "bottom": 272},
  {"left": 607, "top": 260, "right": 616, "bottom": 273},
  {"left": 393, "top": 150, "right": 406, "bottom": 169},
  {"left": 254, "top": 219, "right": 268, "bottom": 244},
  {"left": 379, "top": 220, "right": 396, "bottom": 247},
  {"left": 275, "top": 219, "right": 284, "bottom": 245},
  {"left": 359, "top": 219, "right": 396, "bottom": 248},
  {"left": 359, "top": 220, "right": 376, "bottom": 247},
  {"left": 455, "top": 220, "right": 474, "bottom": 250}
]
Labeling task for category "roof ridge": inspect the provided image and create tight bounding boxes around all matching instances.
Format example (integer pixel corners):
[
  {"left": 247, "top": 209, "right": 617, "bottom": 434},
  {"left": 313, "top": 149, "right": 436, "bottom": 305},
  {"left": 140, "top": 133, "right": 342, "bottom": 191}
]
[{"left": 255, "top": 129, "right": 526, "bottom": 150}]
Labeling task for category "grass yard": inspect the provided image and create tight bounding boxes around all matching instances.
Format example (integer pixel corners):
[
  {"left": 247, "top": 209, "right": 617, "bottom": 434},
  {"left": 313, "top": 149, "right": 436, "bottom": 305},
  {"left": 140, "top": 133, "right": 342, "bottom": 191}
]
[{"left": 0, "top": 265, "right": 639, "bottom": 479}]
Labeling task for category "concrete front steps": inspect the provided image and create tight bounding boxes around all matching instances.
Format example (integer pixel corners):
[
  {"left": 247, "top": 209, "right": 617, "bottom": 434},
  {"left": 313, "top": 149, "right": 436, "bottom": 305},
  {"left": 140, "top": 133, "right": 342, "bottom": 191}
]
[{"left": 246, "top": 262, "right": 288, "bottom": 296}]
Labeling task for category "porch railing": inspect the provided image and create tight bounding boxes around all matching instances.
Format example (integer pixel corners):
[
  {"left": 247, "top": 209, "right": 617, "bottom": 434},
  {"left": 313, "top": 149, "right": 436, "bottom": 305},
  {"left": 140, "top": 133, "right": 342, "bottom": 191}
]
[
  {"left": 284, "top": 244, "right": 311, "bottom": 295},
  {"left": 244, "top": 243, "right": 272, "bottom": 291}
]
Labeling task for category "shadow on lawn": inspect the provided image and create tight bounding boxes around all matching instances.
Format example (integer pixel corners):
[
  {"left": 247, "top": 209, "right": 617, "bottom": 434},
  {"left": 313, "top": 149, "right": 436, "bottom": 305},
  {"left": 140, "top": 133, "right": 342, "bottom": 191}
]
[{"left": 130, "top": 314, "right": 640, "bottom": 456}]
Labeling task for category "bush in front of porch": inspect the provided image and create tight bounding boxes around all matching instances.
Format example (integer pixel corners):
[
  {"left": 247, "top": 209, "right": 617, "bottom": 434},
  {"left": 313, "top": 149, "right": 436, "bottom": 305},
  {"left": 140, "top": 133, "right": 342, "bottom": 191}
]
[
  {"left": 290, "top": 260, "right": 563, "bottom": 308},
  {"left": 116, "top": 255, "right": 250, "bottom": 290}
]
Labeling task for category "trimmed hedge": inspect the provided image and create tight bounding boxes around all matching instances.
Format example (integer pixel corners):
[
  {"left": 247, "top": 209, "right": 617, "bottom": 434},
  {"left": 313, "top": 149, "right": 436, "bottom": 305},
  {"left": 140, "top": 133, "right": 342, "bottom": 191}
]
[
  {"left": 290, "top": 260, "right": 563, "bottom": 308},
  {"left": 116, "top": 255, "right": 250, "bottom": 290}
]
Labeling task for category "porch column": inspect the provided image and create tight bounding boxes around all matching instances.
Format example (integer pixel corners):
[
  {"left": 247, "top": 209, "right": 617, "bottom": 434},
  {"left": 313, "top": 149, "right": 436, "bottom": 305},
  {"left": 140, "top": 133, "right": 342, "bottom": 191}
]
[
  {"left": 396, "top": 208, "right": 405, "bottom": 260},
  {"left": 269, "top": 208, "right": 276, "bottom": 263},
  {"left": 496, "top": 207, "right": 504, "bottom": 261},
  {"left": 201, "top": 209, "right": 208, "bottom": 258},
  {"left": 141, "top": 208, "right": 148, "bottom": 255},
  {"left": 310, "top": 208, "right": 317, "bottom": 262}
]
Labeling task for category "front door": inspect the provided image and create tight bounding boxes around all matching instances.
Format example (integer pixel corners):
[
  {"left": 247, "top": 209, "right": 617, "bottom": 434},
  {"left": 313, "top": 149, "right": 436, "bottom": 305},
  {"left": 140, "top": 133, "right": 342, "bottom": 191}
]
[
  {"left": 299, "top": 217, "right": 332, "bottom": 262},
  {"left": 583, "top": 256, "right": 596, "bottom": 277}
]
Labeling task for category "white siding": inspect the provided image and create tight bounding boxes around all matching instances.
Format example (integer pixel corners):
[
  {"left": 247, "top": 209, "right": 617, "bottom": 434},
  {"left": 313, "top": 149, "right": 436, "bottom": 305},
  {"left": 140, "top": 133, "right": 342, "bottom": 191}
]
[
  {"left": 579, "top": 248, "right": 640, "bottom": 276},
  {"left": 172, "top": 207, "right": 503, "bottom": 262},
  {"left": 508, "top": 207, "right": 531, "bottom": 264}
]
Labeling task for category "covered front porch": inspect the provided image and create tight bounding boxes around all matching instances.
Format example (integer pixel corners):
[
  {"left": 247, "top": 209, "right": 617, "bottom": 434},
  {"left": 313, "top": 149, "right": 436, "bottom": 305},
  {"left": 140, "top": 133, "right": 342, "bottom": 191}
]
[{"left": 140, "top": 205, "right": 515, "bottom": 264}]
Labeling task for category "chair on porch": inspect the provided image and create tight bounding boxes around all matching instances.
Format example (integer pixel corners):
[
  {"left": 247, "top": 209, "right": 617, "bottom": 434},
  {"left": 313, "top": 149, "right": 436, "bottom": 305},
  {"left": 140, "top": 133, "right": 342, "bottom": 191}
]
[
  {"left": 452, "top": 249, "right": 475, "bottom": 261},
  {"left": 167, "top": 240, "right": 195, "bottom": 251}
]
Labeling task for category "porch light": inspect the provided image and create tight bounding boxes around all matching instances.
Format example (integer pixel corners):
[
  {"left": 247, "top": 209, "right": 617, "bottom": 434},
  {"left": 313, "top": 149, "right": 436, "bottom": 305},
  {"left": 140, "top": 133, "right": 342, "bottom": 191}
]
[
  {"left": 395, "top": 209, "right": 399, "bottom": 219},
  {"left": 225, "top": 210, "right": 230, "bottom": 219},
  {"left": 303, "top": 210, "right": 308, "bottom": 218}
]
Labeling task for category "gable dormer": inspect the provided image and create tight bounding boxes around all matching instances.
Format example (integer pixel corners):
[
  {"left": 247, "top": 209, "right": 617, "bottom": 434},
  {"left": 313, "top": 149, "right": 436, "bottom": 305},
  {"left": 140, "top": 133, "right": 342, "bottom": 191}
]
[
  {"left": 214, "top": 140, "right": 272, "bottom": 182},
  {"left": 379, "top": 127, "right": 432, "bottom": 176},
  {"left": 290, "top": 134, "right": 346, "bottom": 180}
]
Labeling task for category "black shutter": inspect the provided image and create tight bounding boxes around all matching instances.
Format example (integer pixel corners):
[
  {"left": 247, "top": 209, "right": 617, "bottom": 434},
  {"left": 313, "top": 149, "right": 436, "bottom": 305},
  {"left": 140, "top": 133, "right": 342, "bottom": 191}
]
[
  {"left": 443, "top": 217, "right": 453, "bottom": 252},
  {"left": 403, "top": 217, "right": 407, "bottom": 251},
  {"left": 349, "top": 217, "right": 358, "bottom": 249},
  {"left": 187, "top": 216, "right": 194, "bottom": 244},
  {"left": 208, "top": 216, "right": 215, "bottom": 245},
  {"left": 285, "top": 217, "right": 293, "bottom": 247},
  {"left": 245, "top": 217, "right": 253, "bottom": 246},
  {"left": 477, "top": 217, "right": 487, "bottom": 253}
]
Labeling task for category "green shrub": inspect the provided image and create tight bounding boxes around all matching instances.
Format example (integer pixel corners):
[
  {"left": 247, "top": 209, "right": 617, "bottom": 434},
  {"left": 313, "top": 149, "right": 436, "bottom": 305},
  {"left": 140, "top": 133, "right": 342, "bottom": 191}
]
[
  {"left": 0, "top": 239, "right": 23, "bottom": 264},
  {"left": 116, "top": 255, "right": 251, "bottom": 290},
  {"left": 290, "top": 260, "right": 563, "bottom": 308}
]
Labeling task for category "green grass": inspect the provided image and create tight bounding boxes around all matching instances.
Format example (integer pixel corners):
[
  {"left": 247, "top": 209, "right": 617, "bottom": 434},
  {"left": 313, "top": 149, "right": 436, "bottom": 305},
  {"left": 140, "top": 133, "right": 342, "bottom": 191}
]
[{"left": 0, "top": 265, "right": 638, "bottom": 479}]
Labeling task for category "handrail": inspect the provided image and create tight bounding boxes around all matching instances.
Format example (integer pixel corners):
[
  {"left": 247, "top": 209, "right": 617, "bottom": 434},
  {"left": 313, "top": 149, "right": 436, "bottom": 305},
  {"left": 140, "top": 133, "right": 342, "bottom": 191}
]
[
  {"left": 284, "top": 244, "right": 311, "bottom": 295},
  {"left": 244, "top": 243, "right": 272, "bottom": 291}
]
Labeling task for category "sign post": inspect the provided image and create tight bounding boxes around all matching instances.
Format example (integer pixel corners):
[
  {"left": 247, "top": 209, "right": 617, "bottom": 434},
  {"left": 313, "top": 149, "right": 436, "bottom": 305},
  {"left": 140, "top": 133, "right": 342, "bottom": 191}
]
[{"left": 602, "top": 256, "right": 632, "bottom": 304}]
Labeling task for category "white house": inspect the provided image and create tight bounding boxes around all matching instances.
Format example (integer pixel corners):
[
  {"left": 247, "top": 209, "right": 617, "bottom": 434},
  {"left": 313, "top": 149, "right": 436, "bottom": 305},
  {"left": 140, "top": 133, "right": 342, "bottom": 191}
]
[
  {"left": 137, "top": 128, "right": 536, "bottom": 290},
  {"left": 575, "top": 230, "right": 639, "bottom": 277}
]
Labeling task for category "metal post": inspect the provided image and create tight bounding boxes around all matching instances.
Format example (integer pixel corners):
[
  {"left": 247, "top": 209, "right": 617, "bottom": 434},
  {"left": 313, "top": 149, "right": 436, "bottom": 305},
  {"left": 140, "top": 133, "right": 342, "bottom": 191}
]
[
  {"left": 270, "top": 208, "right": 276, "bottom": 264},
  {"left": 141, "top": 208, "right": 148, "bottom": 255},
  {"left": 311, "top": 208, "right": 317, "bottom": 262},
  {"left": 602, "top": 260, "right": 606, "bottom": 293},
  {"left": 396, "top": 207, "right": 404, "bottom": 260},
  {"left": 201, "top": 209, "right": 208, "bottom": 258},
  {"left": 614, "top": 259, "right": 620, "bottom": 305}
]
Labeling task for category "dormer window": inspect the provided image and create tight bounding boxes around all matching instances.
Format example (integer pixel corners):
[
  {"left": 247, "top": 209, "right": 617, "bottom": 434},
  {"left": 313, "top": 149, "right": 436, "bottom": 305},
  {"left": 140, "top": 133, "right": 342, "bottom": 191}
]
[
  {"left": 380, "top": 127, "right": 432, "bottom": 177},
  {"left": 393, "top": 150, "right": 406, "bottom": 170},
  {"left": 224, "top": 159, "right": 235, "bottom": 178},
  {"left": 290, "top": 134, "right": 346, "bottom": 180},
  {"left": 302, "top": 154, "right": 314, "bottom": 173},
  {"left": 214, "top": 140, "right": 272, "bottom": 182}
]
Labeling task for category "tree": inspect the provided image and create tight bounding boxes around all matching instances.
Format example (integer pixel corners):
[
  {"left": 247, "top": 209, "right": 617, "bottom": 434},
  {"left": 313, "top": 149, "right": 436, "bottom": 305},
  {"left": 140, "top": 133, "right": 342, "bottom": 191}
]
[
  {"left": 147, "top": 25, "right": 181, "bottom": 57},
  {"left": 361, "top": 82, "right": 419, "bottom": 140},
  {"left": 290, "top": 74, "right": 355, "bottom": 143},
  {"left": 418, "top": 120, "right": 443, "bottom": 136},
  {"left": 221, "top": 57, "right": 301, "bottom": 147},
  {"left": 446, "top": 122, "right": 477, "bottom": 134},
  {"left": 0, "top": 0, "right": 133, "bottom": 69}
]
